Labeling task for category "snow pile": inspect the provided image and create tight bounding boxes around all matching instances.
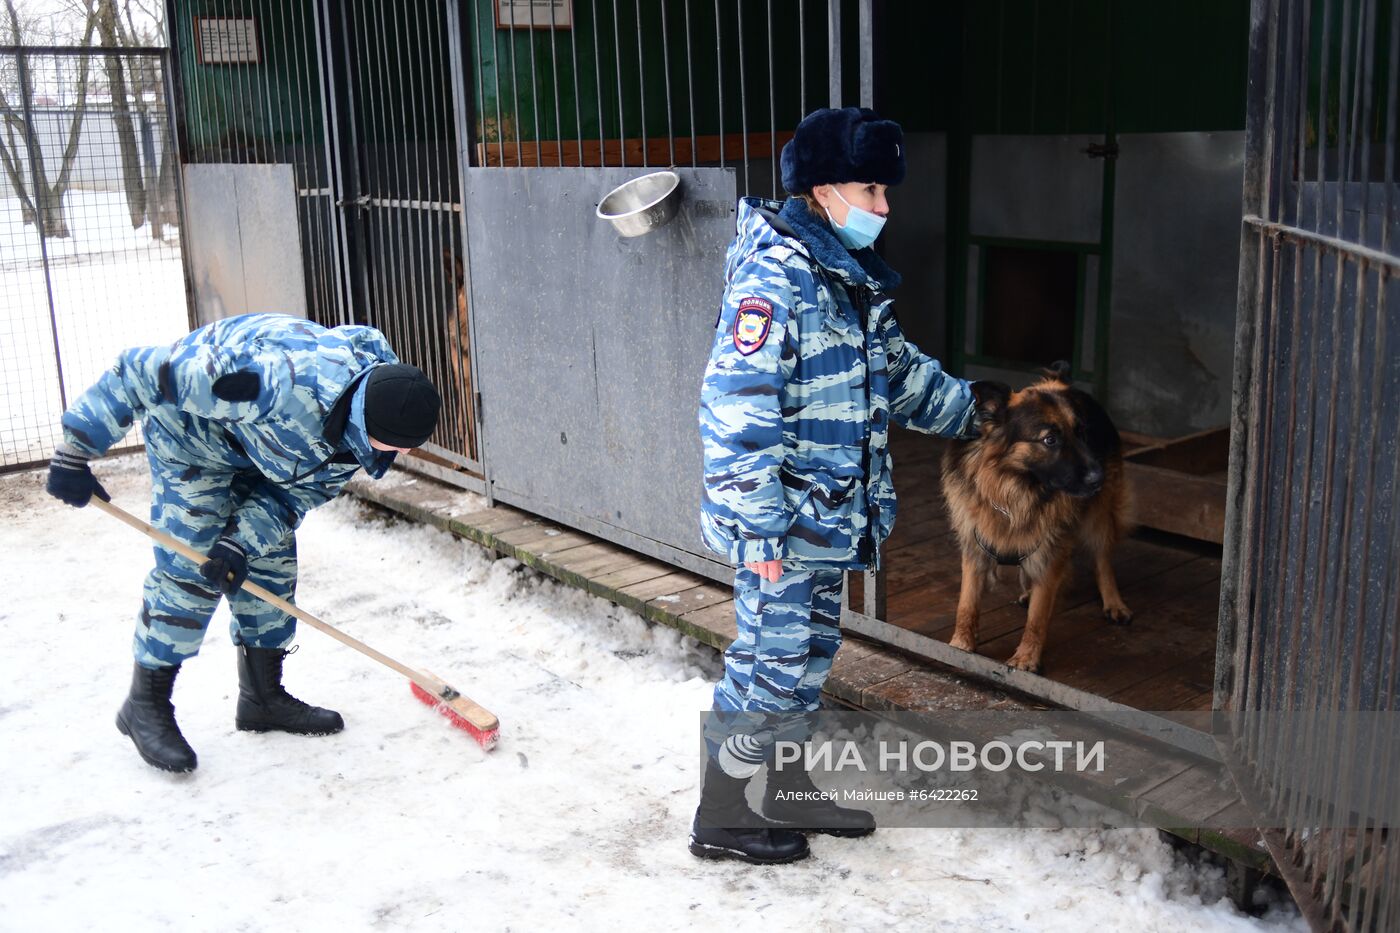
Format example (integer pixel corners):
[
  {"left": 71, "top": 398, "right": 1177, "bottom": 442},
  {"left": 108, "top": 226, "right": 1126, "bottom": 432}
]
[{"left": 0, "top": 456, "right": 1303, "bottom": 931}]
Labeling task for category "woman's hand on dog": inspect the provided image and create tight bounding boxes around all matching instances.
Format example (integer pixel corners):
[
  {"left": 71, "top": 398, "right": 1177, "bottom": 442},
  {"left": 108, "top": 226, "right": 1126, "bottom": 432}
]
[{"left": 745, "top": 559, "right": 784, "bottom": 583}]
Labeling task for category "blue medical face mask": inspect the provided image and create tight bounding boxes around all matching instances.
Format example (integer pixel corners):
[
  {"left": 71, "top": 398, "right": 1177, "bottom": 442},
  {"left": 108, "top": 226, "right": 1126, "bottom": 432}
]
[{"left": 825, "top": 186, "right": 886, "bottom": 251}]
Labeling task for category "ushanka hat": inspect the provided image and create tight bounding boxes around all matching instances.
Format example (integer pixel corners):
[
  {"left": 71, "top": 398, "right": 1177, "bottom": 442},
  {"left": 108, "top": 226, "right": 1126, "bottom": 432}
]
[
  {"left": 363, "top": 364, "right": 441, "bottom": 448},
  {"left": 780, "top": 106, "right": 906, "bottom": 194}
]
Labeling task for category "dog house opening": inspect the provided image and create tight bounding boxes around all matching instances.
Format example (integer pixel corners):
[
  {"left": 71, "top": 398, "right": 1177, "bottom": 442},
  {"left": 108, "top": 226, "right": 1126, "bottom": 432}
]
[{"left": 980, "top": 245, "right": 1078, "bottom": 367}]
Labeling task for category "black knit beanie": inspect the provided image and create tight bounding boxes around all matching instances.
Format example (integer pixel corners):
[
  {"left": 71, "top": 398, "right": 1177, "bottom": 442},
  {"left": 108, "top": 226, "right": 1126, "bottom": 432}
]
[{"left": 363, "top": 364, "right": 441, "bottom": 448}]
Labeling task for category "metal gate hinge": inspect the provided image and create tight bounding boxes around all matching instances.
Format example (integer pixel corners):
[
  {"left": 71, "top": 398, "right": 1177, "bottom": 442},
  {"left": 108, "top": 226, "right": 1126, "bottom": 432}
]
[
  {"left": 1082, "top": 142, "right": 1119, "bottom": 160},
  {"left": 474, "top": 390, "right": 483, "bottom": 425}
]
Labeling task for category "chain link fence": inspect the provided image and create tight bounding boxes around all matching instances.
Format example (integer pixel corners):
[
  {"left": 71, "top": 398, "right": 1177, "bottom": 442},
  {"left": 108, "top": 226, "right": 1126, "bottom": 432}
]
[{"left": 0, "top": 46, "right": 191, "bottom": 472}]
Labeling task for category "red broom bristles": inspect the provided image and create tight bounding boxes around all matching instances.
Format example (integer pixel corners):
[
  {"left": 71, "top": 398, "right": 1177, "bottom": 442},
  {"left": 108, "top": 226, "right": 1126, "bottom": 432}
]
[{"left": 410, "top": 681, "right": 500, "bottom": 750}]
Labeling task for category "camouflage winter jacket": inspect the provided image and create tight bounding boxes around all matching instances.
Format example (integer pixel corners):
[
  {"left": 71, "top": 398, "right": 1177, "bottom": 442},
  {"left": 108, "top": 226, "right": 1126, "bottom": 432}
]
[
  {"left": 61, "top": 313, "right": 400, "bottom": 557},
  {"left": 699, "top": 197, "right": 976, "bottom": 570}
]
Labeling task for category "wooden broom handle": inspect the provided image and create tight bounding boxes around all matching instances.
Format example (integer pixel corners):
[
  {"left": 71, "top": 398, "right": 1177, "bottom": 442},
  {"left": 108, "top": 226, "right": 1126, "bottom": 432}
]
[{"left": 90, "top": 496, "right": 432, "bottom": 689}]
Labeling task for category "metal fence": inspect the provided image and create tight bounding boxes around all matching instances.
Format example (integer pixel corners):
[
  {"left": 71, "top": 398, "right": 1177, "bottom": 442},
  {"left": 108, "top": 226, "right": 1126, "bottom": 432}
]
[
  {"left": 1219, "top": 0, "right": 1400, "bottom": 928},
  {"left": 170, "top": 0, "right": 481, "bottom": 471},
  {"left": 0, "top": 46, "right": 191, "bottom": 472},
  {"left": 464, "top": 0, "right": 839, "bottom": 196}
]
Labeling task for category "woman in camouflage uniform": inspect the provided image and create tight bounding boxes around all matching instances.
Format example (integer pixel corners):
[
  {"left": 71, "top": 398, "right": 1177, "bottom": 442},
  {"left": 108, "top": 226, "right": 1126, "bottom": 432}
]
[{"left": 693, "top": 108, "right": 978, "bottom": 863}]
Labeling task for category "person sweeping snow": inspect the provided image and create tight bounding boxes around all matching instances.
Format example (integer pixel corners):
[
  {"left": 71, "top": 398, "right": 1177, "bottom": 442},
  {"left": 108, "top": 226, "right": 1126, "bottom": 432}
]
[
  {"left": 694, "top": 108, "right": 979, "bottom": 863},
  {"left": 45, "top": 313, "right": 441, "bottom": 774}
]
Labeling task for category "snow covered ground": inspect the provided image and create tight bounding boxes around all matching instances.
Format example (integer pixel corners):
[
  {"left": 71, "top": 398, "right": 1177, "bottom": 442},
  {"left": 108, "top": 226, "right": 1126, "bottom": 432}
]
[{"left": 0, "top": 457, "right": 1305, "bottom": 931}]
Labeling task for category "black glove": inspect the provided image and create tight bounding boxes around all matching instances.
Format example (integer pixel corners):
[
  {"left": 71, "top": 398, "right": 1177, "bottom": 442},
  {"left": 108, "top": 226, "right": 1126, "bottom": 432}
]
[
  {"left": 199, "top": 536, "right": 249, "bottom": 595},
  {"left": 46, "top": 444, "right": 110, "bottom": 507}
]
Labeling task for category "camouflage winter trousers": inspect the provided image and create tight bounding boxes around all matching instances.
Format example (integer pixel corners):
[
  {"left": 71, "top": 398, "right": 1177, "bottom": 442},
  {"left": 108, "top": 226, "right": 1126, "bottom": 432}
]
[
  {"left": 705, "top": 566, "right": 844, "bottom": 761},
  {"left": 134, "top": 448, "right": 298, "bottom": 668}
]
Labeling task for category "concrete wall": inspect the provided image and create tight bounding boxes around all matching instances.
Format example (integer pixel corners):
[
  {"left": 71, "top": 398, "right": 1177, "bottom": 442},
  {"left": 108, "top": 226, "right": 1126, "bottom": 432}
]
[
  {"left": 1106, "top": 132, "right": 1244, "bottom": 437},
  {"left": 879, "top": 132, "right": 948, "bottom": 359},
  {"left": 6, "top": 109, "right": 168, "bottom": 194}
]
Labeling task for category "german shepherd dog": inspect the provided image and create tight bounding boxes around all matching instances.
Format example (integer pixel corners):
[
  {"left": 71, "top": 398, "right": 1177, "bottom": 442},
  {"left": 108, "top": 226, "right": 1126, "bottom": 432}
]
[
  {"left": 442, "top": 251, "right": 475, "bottom": 454},
  {"left": 942, "top": 362, "right": 1132, "bottom": 674}
]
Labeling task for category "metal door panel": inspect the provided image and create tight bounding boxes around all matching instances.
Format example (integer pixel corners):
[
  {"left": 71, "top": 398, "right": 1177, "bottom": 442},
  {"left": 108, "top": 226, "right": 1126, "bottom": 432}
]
[
  {"left": 1106, "top": 132, "right": 1244, "bottom": 437},
  {"left": 969, "top": 134, "right": 1104, "bottom": 244},
  {"left": 466, "top": 166, "right": 737, "bottom": 576}
]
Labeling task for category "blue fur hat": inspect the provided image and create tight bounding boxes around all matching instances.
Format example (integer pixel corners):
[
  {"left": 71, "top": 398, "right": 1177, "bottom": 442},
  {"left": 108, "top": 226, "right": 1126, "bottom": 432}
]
[{"left": 780, "top": 107, "right": 906, "bottom": 194}]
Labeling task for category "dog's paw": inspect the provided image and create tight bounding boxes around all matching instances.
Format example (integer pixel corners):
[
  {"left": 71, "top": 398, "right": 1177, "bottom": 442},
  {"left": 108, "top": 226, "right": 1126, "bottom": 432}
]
[
  {"left": 1016, "top": 591, "right": 1031, "bottom": 608},
  {"left": 1006, "top": 649, "right": 1043, "bottom": 673},
  {"left": 1103, "top": 603, "right": 1133, "bottom": 625},
  {"left": 949, "top": 631, "right": 977, "bottom": 653}
]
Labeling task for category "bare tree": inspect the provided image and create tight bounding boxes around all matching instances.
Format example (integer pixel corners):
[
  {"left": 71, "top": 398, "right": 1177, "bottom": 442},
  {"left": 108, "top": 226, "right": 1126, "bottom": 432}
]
[
  {"left": 110, "top": 0, "right": 176, "bottom": 240},
  {"left": 92, "top": 0, "right": 144, "bottom": 228},
  {"left": 0, "top": 0, "right": 98, "bottom": 239}
]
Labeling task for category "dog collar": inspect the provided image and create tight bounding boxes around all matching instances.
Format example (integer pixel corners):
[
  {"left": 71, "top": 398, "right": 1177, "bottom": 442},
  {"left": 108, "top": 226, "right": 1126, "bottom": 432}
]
[{"left": 974, "top": 528, "right": 1037, "bottom": 566}]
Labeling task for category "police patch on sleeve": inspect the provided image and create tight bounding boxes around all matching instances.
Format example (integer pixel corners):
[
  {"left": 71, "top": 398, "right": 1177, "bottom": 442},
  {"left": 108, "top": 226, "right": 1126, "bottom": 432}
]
[{"left": 733, "top": 297, "right": 774, "bottom": 356}]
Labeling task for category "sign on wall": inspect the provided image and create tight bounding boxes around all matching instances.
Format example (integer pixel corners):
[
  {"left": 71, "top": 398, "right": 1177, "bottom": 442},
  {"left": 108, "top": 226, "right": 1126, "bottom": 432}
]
[
  {"left": 194, "top": 16, "right": 260, "bottom": 65},
  {"left": 496, "top": 0, "right": 572, "bottom": 29}
]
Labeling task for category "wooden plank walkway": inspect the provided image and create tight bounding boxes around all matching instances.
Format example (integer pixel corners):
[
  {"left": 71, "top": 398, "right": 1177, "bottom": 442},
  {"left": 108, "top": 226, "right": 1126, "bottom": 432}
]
[{"left": 345, "top": 467, "right": 1268, "bottom": 871}]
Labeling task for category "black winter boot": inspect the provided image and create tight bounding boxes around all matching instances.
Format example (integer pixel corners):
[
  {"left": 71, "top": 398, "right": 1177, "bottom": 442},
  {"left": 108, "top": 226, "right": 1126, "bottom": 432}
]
[
  {"left": 763, "top": 762, "right": 877, "bottom": 837},
  {"left": 235, "top": 646, "right": 344, "bottom": 735},
  {"left": 689, "top": 756, "right": 810, "bottom": 864},
  {"left": 116, "top": 662, "right": 197, "bottom": 773}
]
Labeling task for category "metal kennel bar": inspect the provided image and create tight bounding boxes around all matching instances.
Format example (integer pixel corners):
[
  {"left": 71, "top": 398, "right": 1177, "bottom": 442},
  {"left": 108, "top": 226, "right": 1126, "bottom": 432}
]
[
  {"left": 166, "top": 0, "right": 483, "bottom": 477},
  {"left": 1218, "top": 0, "right": 1400, "bottom": 927},
  {"left": 464, "top": 0, "right": 824, "bottom": 198}
]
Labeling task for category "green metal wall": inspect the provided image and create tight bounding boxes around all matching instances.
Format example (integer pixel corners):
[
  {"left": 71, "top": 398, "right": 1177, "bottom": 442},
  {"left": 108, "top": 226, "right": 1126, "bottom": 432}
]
[
  {"left": 466, "top": 0, "right": 832, "bottom": 150},
  {"left": 171, "top": 2, "right": 1253, "bottom": 163},
  {"left": 882, "top": 0, "right": 1249, "bottom": 136},
  {"left": 172, "top": 1, "right": 456, "bottom": 161},
  {"left": 171, "top": 1, "right": 323, "bottom": 159}
]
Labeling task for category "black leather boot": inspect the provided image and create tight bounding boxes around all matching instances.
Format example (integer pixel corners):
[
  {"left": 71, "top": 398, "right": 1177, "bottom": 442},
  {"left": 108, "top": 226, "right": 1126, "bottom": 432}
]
[
  {"left": 763, "top": 762, "right": 876, "bottom": 837},
  {"left": 235, "top": 646, "right": 344, "bottom": 735},
  {"left": 116, "top": 662, "right": 197, "bottom": 773},
  {"left": 689, "top": 756, "right": 810, "bottom": 864}
]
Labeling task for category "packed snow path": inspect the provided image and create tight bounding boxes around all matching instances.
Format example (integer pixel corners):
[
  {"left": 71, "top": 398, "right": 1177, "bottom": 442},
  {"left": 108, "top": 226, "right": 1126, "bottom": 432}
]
[{"left": 0, "top": 456, "right": 1303, "bottom": 931}]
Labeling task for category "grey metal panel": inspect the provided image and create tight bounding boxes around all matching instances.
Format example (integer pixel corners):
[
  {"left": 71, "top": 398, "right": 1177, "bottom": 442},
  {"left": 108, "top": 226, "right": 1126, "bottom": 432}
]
[
  {"left": 465, "top": 166, "right": 737, "bottom": 577},
  {"left": 880, "top": 133, "right": 948, "bottom": 356},
  {"left": 182, "top": 165, "right": 246, "bottom": 323},
  {"left": 968, "top": 134, "right": 1103, "bottom": 244},
  {"left": 1106, "top": 132, "right": 1245, "bottom": 437},
  {"left": 182, "top": 163, "right": 307, "bottom": 325},
  {"left": 236, "top": 163, "right": 308, "bottom": 319}
]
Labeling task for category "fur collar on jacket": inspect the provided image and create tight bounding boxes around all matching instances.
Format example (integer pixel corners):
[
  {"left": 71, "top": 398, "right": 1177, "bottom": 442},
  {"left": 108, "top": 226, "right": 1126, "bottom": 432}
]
[{"left": 776, "top": 196, "right": 902, "bottom": 292}]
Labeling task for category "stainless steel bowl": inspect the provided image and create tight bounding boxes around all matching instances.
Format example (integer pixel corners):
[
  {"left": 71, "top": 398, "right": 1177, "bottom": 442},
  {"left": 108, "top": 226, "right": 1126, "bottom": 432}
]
[{"left": 596, "top": 170, "right": 682, "bottom": 237}]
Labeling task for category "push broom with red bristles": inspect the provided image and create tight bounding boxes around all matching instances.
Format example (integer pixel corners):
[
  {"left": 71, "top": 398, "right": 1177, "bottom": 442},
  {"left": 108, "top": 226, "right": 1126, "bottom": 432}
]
[{"left": 90, "top": 497, "right": 500, "bottom": 750}]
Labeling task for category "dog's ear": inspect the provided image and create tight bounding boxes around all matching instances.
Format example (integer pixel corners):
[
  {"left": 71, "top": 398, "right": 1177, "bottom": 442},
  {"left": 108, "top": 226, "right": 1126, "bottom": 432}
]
[
  {"left": 971, "top": 381, "right": 1012, "bottom": 426},
  {"left": 1042, "top": 360, "right": 1072, "bottom": 384}
]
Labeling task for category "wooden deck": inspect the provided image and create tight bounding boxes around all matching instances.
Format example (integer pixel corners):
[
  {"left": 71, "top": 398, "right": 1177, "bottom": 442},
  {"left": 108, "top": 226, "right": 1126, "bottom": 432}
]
[
  {"left": 872, "top": 431, "right": 1223, "bottom": 712},
  {"left": 343, "top": 466, "right": 1267, "bottom": 872}
]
